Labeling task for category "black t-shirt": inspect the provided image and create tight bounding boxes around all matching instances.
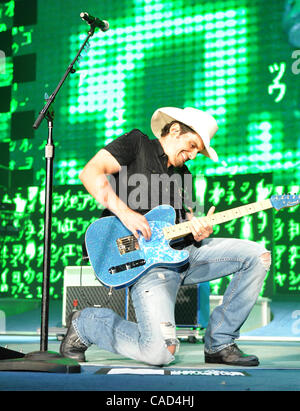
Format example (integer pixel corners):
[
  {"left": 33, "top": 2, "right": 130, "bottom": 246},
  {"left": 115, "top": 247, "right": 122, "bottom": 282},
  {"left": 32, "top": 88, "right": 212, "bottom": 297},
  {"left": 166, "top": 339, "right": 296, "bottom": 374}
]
[{"left": 102, "top": 129, "right": 196, "bottom": 223}]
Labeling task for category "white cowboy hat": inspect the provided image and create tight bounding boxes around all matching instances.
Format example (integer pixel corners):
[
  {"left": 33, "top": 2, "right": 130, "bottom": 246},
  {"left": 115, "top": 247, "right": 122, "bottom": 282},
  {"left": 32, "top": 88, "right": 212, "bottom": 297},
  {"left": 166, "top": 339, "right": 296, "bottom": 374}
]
[{"left": 151, "top": 107, "right": 219, "bottom": 162}]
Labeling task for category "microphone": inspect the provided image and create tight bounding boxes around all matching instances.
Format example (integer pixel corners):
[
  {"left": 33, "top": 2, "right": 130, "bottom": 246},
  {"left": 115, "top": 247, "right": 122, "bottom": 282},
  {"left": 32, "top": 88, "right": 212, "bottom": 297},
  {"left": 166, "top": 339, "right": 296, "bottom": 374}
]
[{"left": 80, "top": 12, "right": 109, "bottom": 32}]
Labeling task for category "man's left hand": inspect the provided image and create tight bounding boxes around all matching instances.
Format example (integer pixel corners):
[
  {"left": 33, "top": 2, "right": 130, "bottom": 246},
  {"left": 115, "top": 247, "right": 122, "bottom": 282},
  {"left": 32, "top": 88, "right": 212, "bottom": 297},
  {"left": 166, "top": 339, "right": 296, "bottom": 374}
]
[{"left": 187, "top": 206, "right": 215, "bottom": 242}]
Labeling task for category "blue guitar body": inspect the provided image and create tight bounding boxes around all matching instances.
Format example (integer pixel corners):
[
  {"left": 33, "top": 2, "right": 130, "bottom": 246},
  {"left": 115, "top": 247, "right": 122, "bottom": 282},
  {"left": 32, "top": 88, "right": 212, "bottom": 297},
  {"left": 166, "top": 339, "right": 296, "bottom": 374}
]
[{"left": 85, "top": 205, "right": 189, "bottom": 289}]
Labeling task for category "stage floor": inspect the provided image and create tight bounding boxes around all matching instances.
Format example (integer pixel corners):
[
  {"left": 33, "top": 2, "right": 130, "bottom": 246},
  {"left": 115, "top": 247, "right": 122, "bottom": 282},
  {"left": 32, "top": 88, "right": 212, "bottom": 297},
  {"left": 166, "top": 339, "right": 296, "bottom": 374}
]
[
  {"left": 0, "top": 298, "right": 300, "bottom": 391},
  {"left": 0, "top": 337, "right": 300, "bottom": 391}
]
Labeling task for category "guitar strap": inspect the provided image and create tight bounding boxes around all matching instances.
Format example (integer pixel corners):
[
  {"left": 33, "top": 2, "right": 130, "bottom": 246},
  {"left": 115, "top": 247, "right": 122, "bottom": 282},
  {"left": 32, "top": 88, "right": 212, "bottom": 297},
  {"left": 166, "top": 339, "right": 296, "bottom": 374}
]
[
  {"left": 82, "top": 241, "right": 89, "bottom": 261},
  {"left": 171, "top": 234, "right": 202, "bottom": 250}
]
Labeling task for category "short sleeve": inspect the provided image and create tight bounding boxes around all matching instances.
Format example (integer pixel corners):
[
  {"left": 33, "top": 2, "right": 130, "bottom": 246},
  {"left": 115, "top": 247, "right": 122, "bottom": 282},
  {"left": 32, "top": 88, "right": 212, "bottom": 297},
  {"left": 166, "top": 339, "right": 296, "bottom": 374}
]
[{"left": 104, "top": 129, "right": 144, "bottom": 166}]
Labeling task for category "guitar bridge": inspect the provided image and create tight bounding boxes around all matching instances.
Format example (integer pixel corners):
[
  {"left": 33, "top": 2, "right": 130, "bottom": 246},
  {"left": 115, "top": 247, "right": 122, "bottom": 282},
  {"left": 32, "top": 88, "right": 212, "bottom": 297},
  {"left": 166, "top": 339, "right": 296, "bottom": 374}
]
[{"left": 116, "top": 235, "right": 140, "bottom": 255}]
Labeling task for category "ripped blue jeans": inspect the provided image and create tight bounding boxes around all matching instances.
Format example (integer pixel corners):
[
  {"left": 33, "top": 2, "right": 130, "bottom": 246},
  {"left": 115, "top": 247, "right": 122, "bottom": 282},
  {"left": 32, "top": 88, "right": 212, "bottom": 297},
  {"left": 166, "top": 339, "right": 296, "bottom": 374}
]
[{"left": 73, "top": 237, "right": 270, "bottom": 366}]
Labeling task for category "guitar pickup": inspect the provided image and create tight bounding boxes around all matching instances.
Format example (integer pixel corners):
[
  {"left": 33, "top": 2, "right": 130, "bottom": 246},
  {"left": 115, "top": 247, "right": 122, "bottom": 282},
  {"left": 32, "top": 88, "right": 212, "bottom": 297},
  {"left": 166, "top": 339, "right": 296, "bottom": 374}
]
[{"left": 109, "top": 259, "right": 146, "bottom": 274}]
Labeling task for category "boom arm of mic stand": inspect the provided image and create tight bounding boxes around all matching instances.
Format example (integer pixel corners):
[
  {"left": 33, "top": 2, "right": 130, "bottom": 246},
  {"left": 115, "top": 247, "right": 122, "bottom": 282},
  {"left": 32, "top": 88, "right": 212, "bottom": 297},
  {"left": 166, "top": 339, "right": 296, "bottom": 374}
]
[{"left": 33, "top": 26, "right": 96, "bottom": 130}]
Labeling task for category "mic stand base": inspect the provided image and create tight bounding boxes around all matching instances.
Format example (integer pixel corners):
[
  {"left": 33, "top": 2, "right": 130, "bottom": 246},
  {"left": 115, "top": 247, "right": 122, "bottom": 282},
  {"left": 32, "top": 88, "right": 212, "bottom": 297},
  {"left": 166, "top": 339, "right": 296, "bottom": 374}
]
[{"left": 0, "top": 350, "right": 81, "bottom": 373}]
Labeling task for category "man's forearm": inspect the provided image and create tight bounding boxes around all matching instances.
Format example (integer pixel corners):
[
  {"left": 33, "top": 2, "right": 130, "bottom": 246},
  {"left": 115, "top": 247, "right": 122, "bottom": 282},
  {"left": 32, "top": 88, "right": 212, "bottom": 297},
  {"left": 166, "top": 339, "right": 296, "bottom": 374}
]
[{"left": 79, "top": 169, "right": 129, "bottom": 217}]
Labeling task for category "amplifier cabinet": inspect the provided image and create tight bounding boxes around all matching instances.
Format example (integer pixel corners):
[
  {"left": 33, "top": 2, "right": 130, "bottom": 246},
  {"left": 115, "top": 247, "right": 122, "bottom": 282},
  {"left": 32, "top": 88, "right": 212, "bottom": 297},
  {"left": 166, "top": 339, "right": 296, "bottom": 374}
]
[
  {"left": 62, "top": 266, "right": 210, "bottom": 329},
  {"left": 62, "top": 266, "right": 127, "bottom": 326}
]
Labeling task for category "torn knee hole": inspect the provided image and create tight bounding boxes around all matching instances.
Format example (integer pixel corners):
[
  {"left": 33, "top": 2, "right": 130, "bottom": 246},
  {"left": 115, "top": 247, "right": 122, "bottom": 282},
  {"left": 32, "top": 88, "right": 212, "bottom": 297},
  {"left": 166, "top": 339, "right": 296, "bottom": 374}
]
[
  {"left": 167, "top": 344, "right": 176, "bottom": 355},
  {"left": 260, "top": 252, "right": 271, "bottom": 271},
  {"left": 160, "top": 322, "right": 179, "bottom": 354},
  {"left": 160, "top": 322, "right": 176, "bottom": 338}
]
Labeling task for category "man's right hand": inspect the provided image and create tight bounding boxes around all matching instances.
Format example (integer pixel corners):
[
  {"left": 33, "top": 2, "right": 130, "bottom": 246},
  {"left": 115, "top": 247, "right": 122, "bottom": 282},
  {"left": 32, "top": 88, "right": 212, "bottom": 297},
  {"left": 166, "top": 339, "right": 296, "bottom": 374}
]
[{"left": 118, "top": 208, "right": 152, "bottom": 241}]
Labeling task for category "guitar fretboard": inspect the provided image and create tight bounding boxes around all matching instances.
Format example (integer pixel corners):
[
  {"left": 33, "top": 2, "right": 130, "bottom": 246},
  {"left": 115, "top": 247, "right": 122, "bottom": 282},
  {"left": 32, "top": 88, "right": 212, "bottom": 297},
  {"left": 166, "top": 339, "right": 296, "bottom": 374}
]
[{"left": 162, "top": 199, "right": 272, "bottom": 240}]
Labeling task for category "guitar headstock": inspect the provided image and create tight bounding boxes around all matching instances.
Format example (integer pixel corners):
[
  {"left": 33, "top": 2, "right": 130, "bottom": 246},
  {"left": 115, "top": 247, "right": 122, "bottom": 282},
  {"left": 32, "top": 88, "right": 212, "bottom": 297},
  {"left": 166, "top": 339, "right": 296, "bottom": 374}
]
[{"left": 270, "top": 194, "right": 300, "bottom": 210}]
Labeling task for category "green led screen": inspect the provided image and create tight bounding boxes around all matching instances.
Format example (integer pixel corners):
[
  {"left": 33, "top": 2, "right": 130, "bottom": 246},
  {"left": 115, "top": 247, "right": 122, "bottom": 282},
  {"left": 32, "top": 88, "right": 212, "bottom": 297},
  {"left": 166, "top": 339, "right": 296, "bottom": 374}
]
[{"left": 0, "top": 0, "right": 299, "bottom": 300}]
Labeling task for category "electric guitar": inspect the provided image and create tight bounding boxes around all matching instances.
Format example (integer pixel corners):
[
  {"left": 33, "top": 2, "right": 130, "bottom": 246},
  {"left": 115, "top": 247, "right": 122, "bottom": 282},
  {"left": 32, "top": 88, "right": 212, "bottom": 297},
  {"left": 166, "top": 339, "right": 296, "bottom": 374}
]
[{"left": 85, "top": 194, "right": 299, "bottom": 289}]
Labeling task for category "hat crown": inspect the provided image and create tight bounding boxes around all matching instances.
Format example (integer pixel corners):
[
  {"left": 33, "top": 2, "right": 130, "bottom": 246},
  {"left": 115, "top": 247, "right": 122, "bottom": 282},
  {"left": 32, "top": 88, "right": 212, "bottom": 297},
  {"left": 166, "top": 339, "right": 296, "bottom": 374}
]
[
  {"left": 181, "top": 107, "right": 218, "bottom": 140},
  {"left": 151, "top": 106, "right": 219, "bottom": 162}
]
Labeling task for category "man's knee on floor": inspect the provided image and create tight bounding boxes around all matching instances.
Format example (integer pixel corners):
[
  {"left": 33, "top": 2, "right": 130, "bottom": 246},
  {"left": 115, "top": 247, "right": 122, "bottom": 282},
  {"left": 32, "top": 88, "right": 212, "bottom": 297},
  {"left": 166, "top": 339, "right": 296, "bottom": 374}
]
[
  {"left": 143, "top": 322, "right": 180, "bottom": 366},
  {"left": 144, "top": 348, "right": 175, "bottom": 366},
  {"left": 142, "top": 343, "right": 177, "bottom": 366}
]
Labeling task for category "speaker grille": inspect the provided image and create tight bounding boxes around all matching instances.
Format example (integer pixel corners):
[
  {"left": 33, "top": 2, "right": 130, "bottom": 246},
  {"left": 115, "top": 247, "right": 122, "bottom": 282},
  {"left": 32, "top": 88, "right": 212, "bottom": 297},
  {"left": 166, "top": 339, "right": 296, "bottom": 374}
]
[
  {"left": 175, "top": 286, "right": 198, "bottom": 325},
  {"left": 64, "top": 284, "right": 200, "bottom": 328},
  {"left": 65, "top": 286, "right": 126, "bottom": 325}
]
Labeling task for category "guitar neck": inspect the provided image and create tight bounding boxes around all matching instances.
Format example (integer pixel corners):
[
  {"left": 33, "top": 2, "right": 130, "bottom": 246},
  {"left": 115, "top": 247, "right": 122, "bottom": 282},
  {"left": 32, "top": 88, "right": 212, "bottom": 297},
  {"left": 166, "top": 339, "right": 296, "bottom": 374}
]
[{"left": 163, "top": 199, "right": 273, "bottom": 240}]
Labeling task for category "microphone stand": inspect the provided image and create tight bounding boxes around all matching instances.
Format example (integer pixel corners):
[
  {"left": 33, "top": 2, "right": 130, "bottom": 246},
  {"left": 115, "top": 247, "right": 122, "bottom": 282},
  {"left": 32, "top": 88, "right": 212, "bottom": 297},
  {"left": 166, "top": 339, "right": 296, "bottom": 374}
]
[{"left": 0, "top": 22, "right": 100, "bottom": 373}]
